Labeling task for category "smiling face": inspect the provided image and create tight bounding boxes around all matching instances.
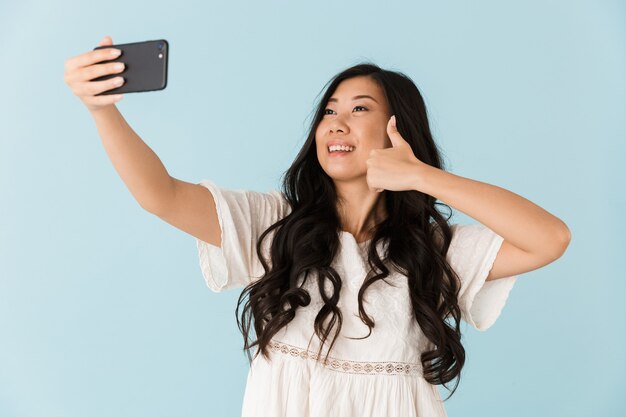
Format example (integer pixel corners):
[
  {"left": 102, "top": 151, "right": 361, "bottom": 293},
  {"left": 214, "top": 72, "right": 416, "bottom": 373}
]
[{"left": 315, "top": 76, "right": 393, "bottom": 184}]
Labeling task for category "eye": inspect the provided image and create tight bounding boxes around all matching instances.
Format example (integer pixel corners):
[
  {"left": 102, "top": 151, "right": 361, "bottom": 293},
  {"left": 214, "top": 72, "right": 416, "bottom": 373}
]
[{"left": 323, "top": 106, "right": 368, "bottom": 115}]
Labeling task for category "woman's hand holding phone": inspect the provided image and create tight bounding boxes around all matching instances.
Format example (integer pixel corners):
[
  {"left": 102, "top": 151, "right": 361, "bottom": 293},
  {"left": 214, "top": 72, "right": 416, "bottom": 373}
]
[{"left": 63, "top": 36, "right": 125, "bottom": 112}]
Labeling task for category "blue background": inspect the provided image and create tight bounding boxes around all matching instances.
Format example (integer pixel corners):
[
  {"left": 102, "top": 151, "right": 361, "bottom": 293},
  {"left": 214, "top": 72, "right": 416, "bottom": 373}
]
[{"left": 1, "top": 0, "right": 624, "bottom": 416}]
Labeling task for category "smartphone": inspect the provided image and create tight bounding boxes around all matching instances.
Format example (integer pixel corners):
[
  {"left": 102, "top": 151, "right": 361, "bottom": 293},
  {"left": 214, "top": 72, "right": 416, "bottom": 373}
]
[{"left": 93, "top": 39, "right": 168, "bottom": 95}]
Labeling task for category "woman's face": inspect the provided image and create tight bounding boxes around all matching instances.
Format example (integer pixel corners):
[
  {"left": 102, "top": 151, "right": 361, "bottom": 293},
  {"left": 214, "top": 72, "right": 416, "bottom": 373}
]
[{"left": 315, "top": 76, "right": 392, "bottom": 183}]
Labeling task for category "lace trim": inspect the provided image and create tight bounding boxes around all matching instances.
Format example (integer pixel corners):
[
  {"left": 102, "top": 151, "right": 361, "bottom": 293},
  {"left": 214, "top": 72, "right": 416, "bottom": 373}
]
[{"left": 268, "top": 340, "right": 422, "bottom": 376}]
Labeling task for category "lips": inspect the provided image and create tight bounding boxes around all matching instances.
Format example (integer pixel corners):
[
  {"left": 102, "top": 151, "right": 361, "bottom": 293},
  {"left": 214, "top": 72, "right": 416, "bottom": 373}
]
[
  {"left": 329, "top": 150, "right": 353, "bottom": 156},
  {"left": 328, "top": 146, "right": 355, "bottom": 157}
]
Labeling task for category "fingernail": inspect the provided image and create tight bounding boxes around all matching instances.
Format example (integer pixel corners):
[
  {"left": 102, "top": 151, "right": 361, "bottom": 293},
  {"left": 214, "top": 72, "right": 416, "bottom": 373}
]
[
  {"left": 110, "top": 48, "right": 121, "bottom": 56},
  {"left": 391, "top": 115, "right": 396, "bottom": 126}
]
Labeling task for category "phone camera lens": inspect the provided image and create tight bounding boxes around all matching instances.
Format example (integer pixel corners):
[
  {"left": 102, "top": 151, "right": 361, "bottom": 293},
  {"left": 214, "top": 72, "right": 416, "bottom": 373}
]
[{"left": 157, "top": 42, "right": 164, "bottom": 50}]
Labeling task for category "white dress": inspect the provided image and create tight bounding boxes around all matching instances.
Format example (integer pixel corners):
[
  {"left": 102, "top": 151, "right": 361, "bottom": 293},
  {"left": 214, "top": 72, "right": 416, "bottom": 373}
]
[{"left": 195, "top": 179, "right": 518, "bottom": 417}]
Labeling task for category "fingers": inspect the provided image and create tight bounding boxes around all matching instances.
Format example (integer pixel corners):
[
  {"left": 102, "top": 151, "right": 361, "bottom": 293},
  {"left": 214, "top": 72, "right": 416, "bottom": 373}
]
[
  {"left": 64, "top": 36, "right": 118, "bottom": 74},
  {"left": 98, "top": 35, "right": 113, "bottom": 46},
  {"left": 65, "top": 59, "right": 124, "bottom": 86},
  {"left": 387, "top": 115, "right": 397, "bottom": 133},
  {"left": 73, "top": 58, "right": 125, "bottom": 80},
  {"left": 65, "top": 47, "right": 121, "bottom": 74},
  {"left": 63, "top": 36, "right": 126, "bottom": 111},
  {"left": 83, "top": 61, "right": 125, "bottom": 82},
  {"left": 74, "top": 74, "right": 125, "bottom": 97},
  {"left": 386, "top": 114, "right": 405, "bottom": 147}
]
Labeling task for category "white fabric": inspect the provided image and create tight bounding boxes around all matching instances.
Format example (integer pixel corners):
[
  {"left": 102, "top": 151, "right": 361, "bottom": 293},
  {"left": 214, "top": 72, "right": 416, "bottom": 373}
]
[{"left": 195, "top": 179, "right": 519, "bottom": 417}]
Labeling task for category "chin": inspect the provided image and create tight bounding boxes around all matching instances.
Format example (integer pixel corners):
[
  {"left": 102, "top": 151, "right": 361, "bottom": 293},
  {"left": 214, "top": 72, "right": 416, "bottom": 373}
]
[{"left": 326, "top": 169, "right": 365, "bottom": 183}]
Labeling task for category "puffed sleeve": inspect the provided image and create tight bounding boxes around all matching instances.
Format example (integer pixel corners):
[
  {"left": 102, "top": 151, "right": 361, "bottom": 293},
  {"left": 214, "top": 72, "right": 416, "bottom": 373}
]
[
  {"left": 195, "top": 179, "right": 291, "bottom": 293},
  {"left": 446, "top": 223, "right": 518, "bottom": 331}
]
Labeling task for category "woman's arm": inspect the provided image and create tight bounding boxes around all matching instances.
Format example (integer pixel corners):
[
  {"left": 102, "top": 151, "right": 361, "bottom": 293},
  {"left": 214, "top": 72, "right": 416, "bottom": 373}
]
[
  {"left": 414, "top": 166, "right": 571, "bottom": 280},
  {"left": 90, "top": 105, "right": 175, "bottom": 213},
  {"left": 64, "top": 38, "right": 221, "bottom": 246},
  {"left": 90, "top": 106, "right": 221, "bottom": 246},
  {"left": 367, "top": 116, "right": 570, "bottom": 280}
]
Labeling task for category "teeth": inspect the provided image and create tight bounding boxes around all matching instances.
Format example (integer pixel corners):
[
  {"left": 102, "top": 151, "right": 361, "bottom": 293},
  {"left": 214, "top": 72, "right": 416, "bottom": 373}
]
[{"left": 328, "top": 145, "right": 355, "bottom": 152}]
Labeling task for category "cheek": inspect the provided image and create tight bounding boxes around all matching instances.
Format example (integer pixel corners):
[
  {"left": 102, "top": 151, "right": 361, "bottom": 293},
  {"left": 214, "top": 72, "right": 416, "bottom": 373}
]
[
  {"left": 315, "top": 123, "right": 325, "bottom": 138},
  {"left": 315, "top": 141, "right": 327, "bottom": 162},
  {"left": 376, "top": 128, "right": 392, "bottom": 148},
  {"left": 315, "top": 138, "right": 324, "bottom": 153}
]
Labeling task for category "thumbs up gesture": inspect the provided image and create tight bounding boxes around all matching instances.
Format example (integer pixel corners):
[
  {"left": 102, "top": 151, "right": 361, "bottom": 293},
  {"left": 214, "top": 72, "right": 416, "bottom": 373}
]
[{"left": 366, "top": 115, "right": 428, "bottom": 193}]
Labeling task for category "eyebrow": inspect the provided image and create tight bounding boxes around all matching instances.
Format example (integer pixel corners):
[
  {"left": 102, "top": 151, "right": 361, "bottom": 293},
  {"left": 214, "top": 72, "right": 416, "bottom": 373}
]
[{"left": 327, "top": 95, "right": 379, "bottom": 104}]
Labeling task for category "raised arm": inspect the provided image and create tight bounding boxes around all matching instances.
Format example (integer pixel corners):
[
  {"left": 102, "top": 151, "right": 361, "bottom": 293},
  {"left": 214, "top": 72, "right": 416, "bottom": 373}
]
[
  {"left": 151, "top": 178, "right": 222, "bottom": 247},
  {"left": 64, "top": 36, "right": 222, "bottom": 247},
  {"left": 91, "top": 107, "right": 222, "bottom": 247}
]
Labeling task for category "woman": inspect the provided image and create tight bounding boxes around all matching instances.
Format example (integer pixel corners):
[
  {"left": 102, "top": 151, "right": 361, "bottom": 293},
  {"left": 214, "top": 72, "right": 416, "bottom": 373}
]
[{"left": 64, "top": 36, "right": 571, "bottom": 417}]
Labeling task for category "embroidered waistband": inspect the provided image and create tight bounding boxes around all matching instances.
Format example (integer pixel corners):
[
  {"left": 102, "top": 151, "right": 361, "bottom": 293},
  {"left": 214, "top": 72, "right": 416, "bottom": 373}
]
[{"left": 268, "top": 340, "right": 422, "bottom": 376}]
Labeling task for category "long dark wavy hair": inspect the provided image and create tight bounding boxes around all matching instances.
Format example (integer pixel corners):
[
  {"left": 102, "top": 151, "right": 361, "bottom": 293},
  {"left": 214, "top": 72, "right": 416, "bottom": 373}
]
[{"left": 235, "top": 62, "right": 466, "bottom": 399}]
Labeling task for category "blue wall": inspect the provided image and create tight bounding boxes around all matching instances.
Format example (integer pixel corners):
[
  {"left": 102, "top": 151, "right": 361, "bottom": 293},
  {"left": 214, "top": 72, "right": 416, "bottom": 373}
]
[{"left": 1, "top": 0, "right": 624, "bottom": 416}]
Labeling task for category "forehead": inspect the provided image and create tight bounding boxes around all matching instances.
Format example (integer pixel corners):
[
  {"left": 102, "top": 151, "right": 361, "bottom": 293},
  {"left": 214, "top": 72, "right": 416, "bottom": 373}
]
[{"left": 328, "top": 76, "right": 385, "bottom": 103}]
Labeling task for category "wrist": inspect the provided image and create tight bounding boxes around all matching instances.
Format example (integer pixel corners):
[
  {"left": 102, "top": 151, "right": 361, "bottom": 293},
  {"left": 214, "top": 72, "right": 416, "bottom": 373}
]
[
  {"left": 89, "top": 104, "right": 119, "bottom": 120},
  {"left": 411, "top": 162, "right": 438, "bottom": 194}
]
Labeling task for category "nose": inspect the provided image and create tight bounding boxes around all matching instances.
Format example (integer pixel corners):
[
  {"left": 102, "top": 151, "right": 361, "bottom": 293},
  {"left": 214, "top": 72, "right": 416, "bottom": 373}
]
[{"left": 329, "top": 115, "right": 349, "bottom": 134}]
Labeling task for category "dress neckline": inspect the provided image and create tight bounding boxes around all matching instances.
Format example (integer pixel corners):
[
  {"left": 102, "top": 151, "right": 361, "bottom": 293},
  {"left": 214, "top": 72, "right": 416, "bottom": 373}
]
[{"left": 340, "top": 231, "right": 372, "bottom": 246}]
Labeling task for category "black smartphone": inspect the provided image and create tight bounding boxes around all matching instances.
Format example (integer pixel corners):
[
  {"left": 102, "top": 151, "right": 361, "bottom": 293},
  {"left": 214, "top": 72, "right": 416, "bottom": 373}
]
[{"left": 93, "top": 39, "right": 168, "bottom": 95}]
